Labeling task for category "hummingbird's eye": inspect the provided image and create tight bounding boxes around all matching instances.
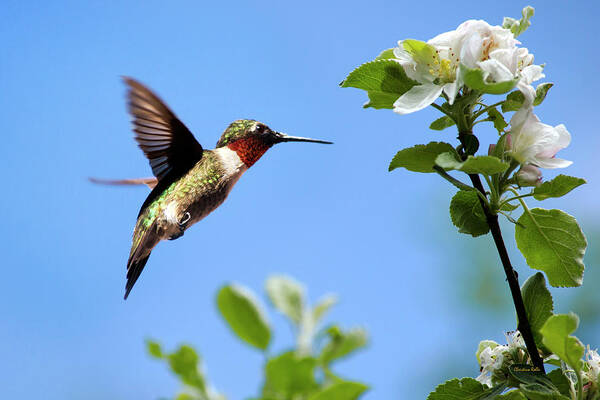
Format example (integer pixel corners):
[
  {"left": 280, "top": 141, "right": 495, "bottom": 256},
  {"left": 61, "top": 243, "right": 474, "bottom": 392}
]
[{"left": 254, "top": 124, "right": 265, "bottom": 133}]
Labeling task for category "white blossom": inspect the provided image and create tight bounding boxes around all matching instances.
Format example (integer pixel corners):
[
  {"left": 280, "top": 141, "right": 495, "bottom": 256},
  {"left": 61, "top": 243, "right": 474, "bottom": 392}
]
[
  {"left": 477, "top": 345, "right": 507, "bottom": 387},
  {"left": 585, "top": 346, "right": 600, "bottom": 384},
  {"left": 508, "top": 107, "right": 572, "bottom": 169},
  {"left": 391, "top": 18, "right": 544, "bottom": 114},
  {"left": 505, "top": 331, "right": 526, "bottom": 350}
]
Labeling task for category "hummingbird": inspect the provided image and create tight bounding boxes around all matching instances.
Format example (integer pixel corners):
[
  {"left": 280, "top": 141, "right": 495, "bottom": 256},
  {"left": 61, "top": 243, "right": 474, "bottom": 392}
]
[{"left": 96, "top": 78, "right": 332, "bottom": 299}]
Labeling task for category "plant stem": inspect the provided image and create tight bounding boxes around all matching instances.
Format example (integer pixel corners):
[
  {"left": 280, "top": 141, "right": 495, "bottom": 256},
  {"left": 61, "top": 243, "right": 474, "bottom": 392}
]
[
  {"left": 467, "top": 172, "right": 546, "bottom": 373},
  {"left": 577, "top": 370, "right": 583, "bottom": 400},
  {"left": 453, "top": 101, "right": 545, "bottom": 372},
  {"left": 472, "top": 100, "right": 505, "bottom": 119},
  {"left": 497, "top": 193, "right": 534, "bottom": 210},
  {"left": 433, "top": 166, "right": 487, "bottom": 202},
  {"left": 430, "top": 103, "right": 456, "bottom": 120}
]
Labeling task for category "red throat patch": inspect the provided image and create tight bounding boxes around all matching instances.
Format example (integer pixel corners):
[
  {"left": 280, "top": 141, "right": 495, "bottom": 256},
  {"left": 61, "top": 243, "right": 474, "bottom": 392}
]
[{"left": 227, "top": 136, "right": 273, "bottom": 167}]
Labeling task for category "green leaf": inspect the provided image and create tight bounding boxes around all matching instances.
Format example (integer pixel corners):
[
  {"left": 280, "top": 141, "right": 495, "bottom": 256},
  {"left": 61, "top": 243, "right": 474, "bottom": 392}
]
[
  {"left": 508, "top": 364, "right": 553, "bottom": 387},
  {"left": 174, "top": 394, "right": 195, "bottom": 400},
  {"left": 501, "top": 83, "right": 551, "bottom": 113},
  {"left": 217, "top": 284, "right": 271, "bottom": 350},
  {"left": 497, "top": 390, "right": 527, "bottom": 400},
  {"left": 519, "top": 383, "right": 570, "bottom": 400},
  {"left": 308, "top": 381, "right": 368, "bottom": 400},
  {"left": 515, "top": 208, "right": 586, "bottom": 287},
  {"left": 540, "top": 313, "right": 585, "bottom": 373},
  {"left": 375, "top": 48, "right": 395, "bottom": 60},
  {"left": 402, "top": 39, "right": 438, "bottom": 65},
  {"left": 436, "top": 154, "right": 510, "bottom": 175},
  {"left": 543, "top": 357, "right": 562, "bottom": 368},
  {"left": 362, "top": 91, "right": 403, "bottom": 109},
  {"left": 262, "top": 351, "right": 319, "bottom": 399},
  {"left": 488, "top": 107, "right": 508, "bottom": 133},
  {"left": 265, "top": 275, "right": 305, "bottom": 324},
  {"left": 534, "top": 83, "right": 553, "bottom": 106},
  {"left": 500, "top": 202, "right": 519, "bottom": 212},
  {"left": 502, "top": 91, "right": 526, "bottom": 112},
  {"left": 321, "top": 326, "right": 368, "bottom": 365},
  {"left": 389, "top": 142, "right": 457, "bottom": 173},
  {"left": 546, "top": 370, "right": 572, "bottom": 397},
  {"left": 427, "top": 377, "right": 490, "bottom": 400},
  {"left": 521, "top": 273, "right": 554, "bottom": 349},
  {"left": 503, "top": 6, "right": 535, "bottom": 38},
  {"left": 532, "top": 175, "right": 586, "bottom": 200},
  {"left": 313, "top": 294, "right": 338, "bottom": 323},
  {"left": 341, "top": 60, "right": 419, "bottom": 109},
  {"left": 449, "top": 190, "right": 489, "bottom": 237},
  {"left": 147, "top": 339, "right": 163, "bottom": 358},
  {"left": 430, "top": 116, "right": 456, "bottom": 131},
  {"left": 167, "top": 345, "right": 207, "bottom": 391},
  {"left": 502, "top": 83, "right": 554, "bottom": 112},
  {"left": 460, "top": 64, "right": 519, "bottom": 95}
]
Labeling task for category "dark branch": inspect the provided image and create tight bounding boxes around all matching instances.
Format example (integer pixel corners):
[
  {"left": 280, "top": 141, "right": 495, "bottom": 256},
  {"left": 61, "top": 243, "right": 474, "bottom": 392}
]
[{"left": 468, "top": 172, "right": 546, "bottom": 373}]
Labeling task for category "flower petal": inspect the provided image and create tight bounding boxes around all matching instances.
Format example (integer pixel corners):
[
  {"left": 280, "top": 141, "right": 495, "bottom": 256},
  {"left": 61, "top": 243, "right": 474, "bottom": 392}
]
[
  {"left": 393, "top": 84, "right": 443, "bottom": 115},
  {"left": 521, "top": 64, "right": 545, "bottom": 85},
  {"left": 533, "top": 157, "right": 573, "bottom": 169},
  {"left": 477, "top": 59, "right": 515, "bottom": 82},
  {"left": 489, "top": 48, "right": 518, "bottom": 74},
  {"left": 517, "top": 81, "right": 536, "bottom": 106},
  {"left": 443, "top": 81, "right": 460, "bottom": 105},
  {"left": 461, "top": 32, "right": 484, "bottom": 68}
]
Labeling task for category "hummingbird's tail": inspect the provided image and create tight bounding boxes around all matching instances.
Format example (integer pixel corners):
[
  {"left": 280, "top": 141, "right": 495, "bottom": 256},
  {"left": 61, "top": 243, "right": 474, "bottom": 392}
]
[
  {"left": 89, "top": 176, "right": 158, "bottom": 189},
  {"left": 124, "top": 219, "right": 161, "bottom": 300},
  {"left": 124, "top": 254, "right": 151, "bottom": 300}
]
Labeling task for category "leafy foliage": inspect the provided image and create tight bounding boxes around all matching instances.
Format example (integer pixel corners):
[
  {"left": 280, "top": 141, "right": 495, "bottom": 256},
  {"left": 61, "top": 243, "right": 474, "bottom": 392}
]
[
  {"left": 532, "top": 175, "right": 586, "bottom": 201},
  {"left": 216, "top": 284, "right": 271, "bottom": 350},
  {"left": 540, "top": 313, "right": 585, "bottom": 373},
  {"left": 340, "top": 59, "right": 418, "bottom": 109},
  {"left": 488, "top": 107, "right": 508, "bottom": 134},
  {"left": 430, "top": 116, "right": 456, "bottom": 131},
  {"left": 460, "top": 64, "right": 519, "bottom": 94},
  {"left": 427, "top": 377, "right": 499, "bottom": 399},
  {"left": 320, "top": 326, "right": 368, "bottom": 365},
  {"left": 515, "top": 208, "right": 586, "bottom": 287},
  {"left": 389, "top": 142, "right": 457, "bottom": 173},
  {"left": 436, "top": 154, "right": 510, "bottom": 175},
  {"left": 265, "top": 275, "right": 305, "bottom": 324},
  {"left": 449, "top": 190, "right": 489, "bottom": 237},
  {"left": 146, "top": 341, "right": 219, "bottom": 400},
  {"left": 340, "top": 4, "right": 596, "bottom": 400},
  {"left": 308, "top": 381, "right": 368, "bottom": 400},
  {"left": 149, "top": 276, "right": 368, "bottom": 400},
  {"left": 502, "top": 83, "right": 554, "bottom": 112},
  {"left": 263, "top": 351, "right": 319, "bottom": 398},
  {"left": 502, "top": 6, "right": 535, "bottom": 37},
  {"left": 520, "top": 273, "right": 553, "bottom": 349}
]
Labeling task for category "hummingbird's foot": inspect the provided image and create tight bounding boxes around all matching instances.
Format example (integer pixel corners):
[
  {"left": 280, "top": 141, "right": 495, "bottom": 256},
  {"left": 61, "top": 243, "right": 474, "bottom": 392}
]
[
  {"left": 179, "top": 212, "right": 191, "bottom": 227},
  {"left": 168, "top": 231, "right": 184, "bottom": 240},
  {"left": 168, "top": 212, "right": 191, "bottom": 241}
]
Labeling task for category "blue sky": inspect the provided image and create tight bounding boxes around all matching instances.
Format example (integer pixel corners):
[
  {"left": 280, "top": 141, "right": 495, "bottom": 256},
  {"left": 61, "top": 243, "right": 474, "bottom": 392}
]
[{"left": 2, "top": 0, "right": 599, "bottom": 398}]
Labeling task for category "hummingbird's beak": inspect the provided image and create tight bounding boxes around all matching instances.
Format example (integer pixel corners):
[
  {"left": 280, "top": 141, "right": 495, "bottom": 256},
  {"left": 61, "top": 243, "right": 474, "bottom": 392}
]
[{"left": 275, "top": 132, "right": 333, "bottom": 144}]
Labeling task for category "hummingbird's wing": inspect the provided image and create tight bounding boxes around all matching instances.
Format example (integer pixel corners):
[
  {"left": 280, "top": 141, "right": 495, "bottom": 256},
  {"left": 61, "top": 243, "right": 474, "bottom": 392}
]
[
  {"left": 89, "top": 177, "right": 158, "bottom": 189},
  {"left": 124, "top": 77, "right": 204, "bottom": 181}
]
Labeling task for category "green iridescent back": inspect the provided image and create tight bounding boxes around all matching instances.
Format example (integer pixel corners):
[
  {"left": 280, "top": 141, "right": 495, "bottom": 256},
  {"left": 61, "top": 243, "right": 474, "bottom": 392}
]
[{"left": 216, "top": 119, "right": 258, "bottom": 147}]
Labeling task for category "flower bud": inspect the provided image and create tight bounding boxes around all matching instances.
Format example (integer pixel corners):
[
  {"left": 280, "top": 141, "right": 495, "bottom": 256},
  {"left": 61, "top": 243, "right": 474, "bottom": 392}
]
[
  {"left": 505, "top": 133, "right": 513, "bottom": 151},
  {"left": 488, "top": 144, "right": 496, "bottom": 156},
  {"left": 515, "top": 165, "right": 542, "bottom": 187}
]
